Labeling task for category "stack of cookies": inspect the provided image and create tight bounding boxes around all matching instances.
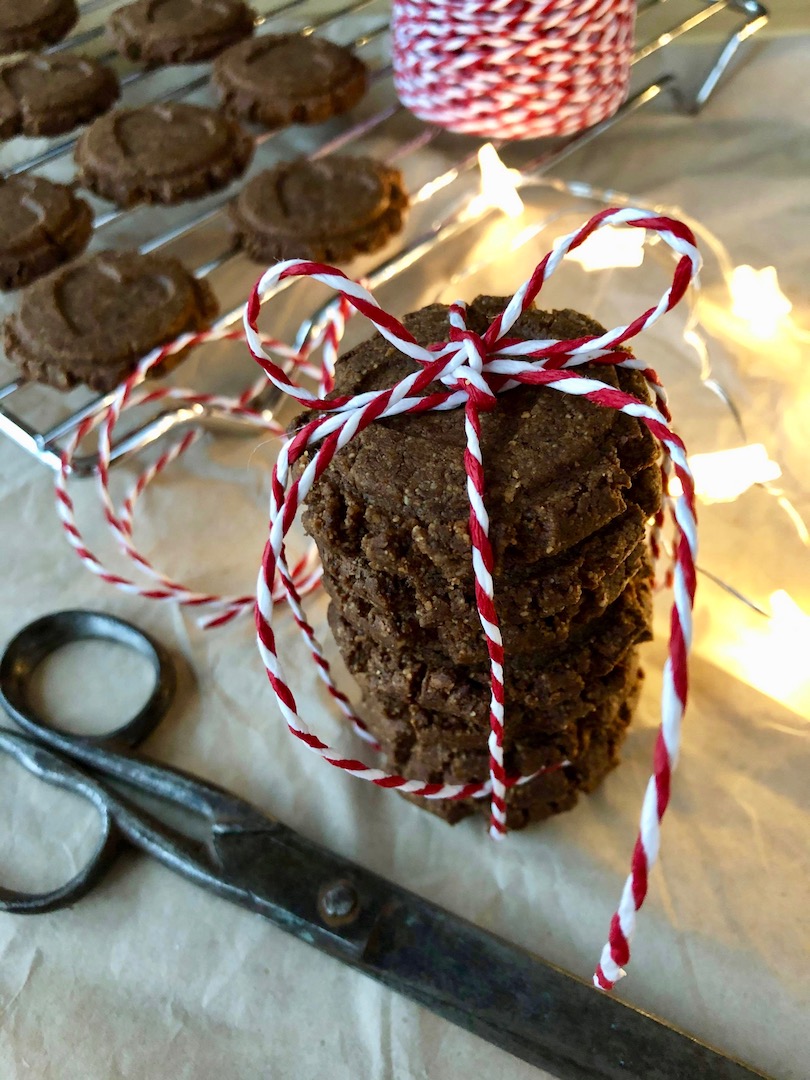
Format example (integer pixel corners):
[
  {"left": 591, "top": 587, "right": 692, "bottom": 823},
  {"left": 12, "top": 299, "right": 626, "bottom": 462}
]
[{"left": 301, "top": 296, "right": 661, "bottom": 829}]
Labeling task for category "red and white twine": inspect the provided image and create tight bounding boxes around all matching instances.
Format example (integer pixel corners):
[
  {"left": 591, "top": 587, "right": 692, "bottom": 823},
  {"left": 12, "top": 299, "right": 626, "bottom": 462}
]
[
  {"left": 245, "top": 207, "right": 699, "bottom": 989},
  {"left": 392, "top": 0, "right": 636, "bottom": 139},
  {"left": 54, "top": 309, "right": 350, "bottom": 628}
]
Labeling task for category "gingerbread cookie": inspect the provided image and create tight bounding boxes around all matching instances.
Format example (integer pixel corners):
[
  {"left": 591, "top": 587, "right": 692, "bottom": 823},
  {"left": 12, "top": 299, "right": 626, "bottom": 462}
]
[
  {"left": 75, "top": 102, "right": 253, "bottom": 207},
  {"left": 0, "top": 54, "right": 119, "bottom": 140},
  {"left": 4, "top": 251, "right": 218, "bottom": 392},
  {"left": 0, "top": 0, "right": 78, "bottom": 54},
  {"left": 213, "top": 34, "right": 367, "bottom": 128},
  {"left": 109, "top": 0, "right": 255, "bottom": 67},
  {"left": 230, "top": 156, "right": 408, "bottom": 263},
  {"left": 0, "top": 176, "right": 92, "bottom": 290}
]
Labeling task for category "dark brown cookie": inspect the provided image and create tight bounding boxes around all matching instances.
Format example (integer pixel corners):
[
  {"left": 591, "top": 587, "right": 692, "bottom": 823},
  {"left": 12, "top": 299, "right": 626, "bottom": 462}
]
[
  {"left": 320, "top": 523, "right": 648, "bottom": 656},
  {"left": 75, "top": 102, "right": 253, "bottom": 207},
  {"left": 0, "top": 54, "right": 119, "bottom": 140},
  {"left": 302, "top": 460, "right": 660, "bottom": 587},
  {"left": 399, "top": 693, "right": 638, "bottom": 829},
  {"left": 213, "top": 34, "right": 367, "bottom": 128},
  {"left": 325, "top": 548, "right": 651, "bottom": 665},
  {"left": 0, "top": 0, "right": 77, "bottom": 54},
  {"left": 373, "top": 660, "right": 643, "bottom": 785},
  {"left": 4, "top": 250, "right": 218, "bottom": 392},
  {"left": 297, "top": 300, "right": 661, "bottom": 570},
  {"left": 0, "top": 176, "right": 92, "bottom": 290},
  {"left": 230, "top": 156, "right": 408, "bottom": 264},
  {"left": 108, "top": 0, "right": 255, "bottom": 67},
  {"left": 328, "top": 574, "right": 653, "bottom": 736}
]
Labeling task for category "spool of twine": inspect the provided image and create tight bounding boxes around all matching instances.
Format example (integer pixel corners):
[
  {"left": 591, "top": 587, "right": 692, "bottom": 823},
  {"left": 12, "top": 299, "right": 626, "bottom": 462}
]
[{"left": 392, "top": 0, "right": 636, "bottom": 140}]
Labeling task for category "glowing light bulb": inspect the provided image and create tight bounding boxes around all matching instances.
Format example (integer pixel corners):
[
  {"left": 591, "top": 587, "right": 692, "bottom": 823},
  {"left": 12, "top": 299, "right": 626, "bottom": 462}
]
[
  {"left": 703, "top": 588, "right": 810, "bottom": 712},
  {"left": 566, "top": 225, "right": 646, "bottom": 272},
  {"left": 745, "top": 591, "right": 810, "bottom": 706},
  {"left": 667, "top": 445, "right": 781, "bottom": 503},
  {"left": 729, "top": 265, "right": 792, "bottom": 340},
  {"left": 470, "top": 144, "right": 524, "bottom": 219},
  {"left": 687, "top": 444, "right": 782, "bottom": 503}
]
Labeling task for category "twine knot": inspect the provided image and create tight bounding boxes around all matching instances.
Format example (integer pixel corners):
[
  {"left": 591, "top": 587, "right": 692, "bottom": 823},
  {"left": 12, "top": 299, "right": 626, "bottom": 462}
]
[{"left": 446, "top": 308, "right": 499, "bottom": 409}]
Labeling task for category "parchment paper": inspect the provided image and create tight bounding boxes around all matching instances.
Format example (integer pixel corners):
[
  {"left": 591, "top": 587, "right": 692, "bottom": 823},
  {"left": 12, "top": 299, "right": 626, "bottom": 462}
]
[{"left": 1, "top": 8, "right": 808, "bottom": 1079}]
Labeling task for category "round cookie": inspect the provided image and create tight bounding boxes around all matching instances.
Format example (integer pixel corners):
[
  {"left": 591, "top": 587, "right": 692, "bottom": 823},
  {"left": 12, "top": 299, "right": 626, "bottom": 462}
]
[
  {"left": 75, "top": 102, "right": 253, "bottom": 206},
  {"left": 108, "top": 0, "right": 255, "bottom": 67},
  {"left": 3, "top": 250, "right": 218, "bottom": 392},
  {"left": 230, "top": 156, "right": 408, "bottom": 263},
  {"left": 0, "top": 54, "right": 119, "bottom": 140},
  {"left": 399, "top": 689, "right": 639, "bottom": 829},
  {"left": 368, "top": 656, "right": 643, "bottom": 785},
  {"left": 0, "top": 0, "right": 78, "bottom": 54},
  {"left": 303, "top": 300, "right": 660, "bottom": 565},
  {"left": 0, "top": 176, "right": 92, "bottom": 290},
  {"left": 213, "top": 34, "right": 367, "bottom": 128}
]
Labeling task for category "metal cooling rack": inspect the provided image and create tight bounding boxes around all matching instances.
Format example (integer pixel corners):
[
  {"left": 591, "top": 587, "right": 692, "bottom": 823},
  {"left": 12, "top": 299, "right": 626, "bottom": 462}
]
[{"left": 0, "top": 0, "right": 768, "bottom": 475}]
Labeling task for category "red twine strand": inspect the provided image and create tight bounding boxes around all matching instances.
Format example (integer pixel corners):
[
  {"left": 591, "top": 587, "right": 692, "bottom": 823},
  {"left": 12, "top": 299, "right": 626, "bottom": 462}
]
[
  {"left": 245, "top": 207, "right": 700, "bottom": 990},
  {"left": 54, "top": 306, "right": 351, "bottom": 629}
]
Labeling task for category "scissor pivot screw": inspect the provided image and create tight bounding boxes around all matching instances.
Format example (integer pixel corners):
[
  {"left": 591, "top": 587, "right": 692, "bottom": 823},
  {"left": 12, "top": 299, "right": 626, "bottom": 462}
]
[{"left": 319, "top": 880, "right": 358, "bottom": 926}]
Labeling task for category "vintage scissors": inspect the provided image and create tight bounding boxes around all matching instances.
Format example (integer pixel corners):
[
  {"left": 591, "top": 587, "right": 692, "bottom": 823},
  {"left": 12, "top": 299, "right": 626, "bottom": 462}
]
[{"left": 0, "top": 610, "right": 766, "bottom": 1080}]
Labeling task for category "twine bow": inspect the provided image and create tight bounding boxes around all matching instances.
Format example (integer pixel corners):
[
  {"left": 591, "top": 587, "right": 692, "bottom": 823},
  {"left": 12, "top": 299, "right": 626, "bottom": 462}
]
[{"left": 246, "top": 207, "right": 700, "bottom": 989}]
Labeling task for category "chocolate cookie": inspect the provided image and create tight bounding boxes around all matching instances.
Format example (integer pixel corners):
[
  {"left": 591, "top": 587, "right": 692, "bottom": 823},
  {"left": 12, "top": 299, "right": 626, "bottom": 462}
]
[
  {"left": 306, "top": 453, "right": 659, "bottom": 579},
  {"left": 4, "top": 251, "right": 218, "bottom": 392},
  {"left": 329, "top": 574, "right": 653, "bottom": 735},
  {"left": 108, "top": 0, "right": 255, "bottom": 67},
  {"left": 0, "top": 0, "right": 78, "bottom": 54},
  {"left": 297, "top": 300, "right": 660, "bottom": 569},
  {"left": 400, "top": 693, "right": 638, "bottom": 829},
  {"left": 213, "top": 34, "right": 367, "bottom": 128},
  {"left": 315, "top": 501, "right": 654, "bottom": 669},
  {"left": 0, "top": 176, "right": 92, "bottom": 290},
  {"left": 373, "top": 660, "right": 643, "bottom": 785},
  {"left": 230, "top": 156, "right": 408, "bottom": 264},
  {"left": 326, "top": 549, "right": 651, "bottom": 665},
  {"left": 0, "top": 54, "right": 119, "bottom": 140},
  {"left": 75, "top": 102, "right": 253, "bottom": 207}
]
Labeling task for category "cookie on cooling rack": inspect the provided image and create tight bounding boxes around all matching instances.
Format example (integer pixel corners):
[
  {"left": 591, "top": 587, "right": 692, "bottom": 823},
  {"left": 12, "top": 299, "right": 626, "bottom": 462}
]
[
  {"left": 108, "top": 0, "right": 255, "bottom": 67},
  {"left": 0, "top": 176, "right": 92, "bottom": 290},
  {"left": 4, "top": 250, "right": 218, "bottom": 392},
  {"left": 0, "top": 0, "right": 78, "bottom": 54},
  {"left": 0, "top": 54, "right": 119, "bottom": 140},
  {"left": 212, "top": 34, "right": 367, "bottom": 128},
  {"left": 75, "top": 102, "right": 253, "bottom": 206},
  {"left": 229, "top": 156, "right": 408, "bottom": 263}
]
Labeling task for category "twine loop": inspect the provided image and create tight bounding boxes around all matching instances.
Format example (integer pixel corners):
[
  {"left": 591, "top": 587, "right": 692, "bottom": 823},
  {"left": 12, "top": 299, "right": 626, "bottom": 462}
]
[{"left": 54, "top": 306, "right": 352, "bottom": 628}]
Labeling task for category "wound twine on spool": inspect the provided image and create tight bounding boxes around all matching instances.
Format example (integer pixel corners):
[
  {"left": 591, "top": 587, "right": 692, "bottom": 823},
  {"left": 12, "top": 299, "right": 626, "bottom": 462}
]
[
  {"left": 54, "top": 308, "right": 351, "bottom": 630},
  {"left": 244, "top": 207, "right": 699, "bottom": 989},
  {"left": 392, "top": 0, "right": 636, "bottom": 140}
]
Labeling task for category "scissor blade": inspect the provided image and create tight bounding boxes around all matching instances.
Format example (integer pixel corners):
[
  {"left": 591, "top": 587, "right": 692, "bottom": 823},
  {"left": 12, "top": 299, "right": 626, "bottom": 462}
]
[
  {"left": 361, "top": 899, "right": 768, "bottom": 1080},
  {"left": 211, "top": 824, "right": 769, "bottom": 1080}
]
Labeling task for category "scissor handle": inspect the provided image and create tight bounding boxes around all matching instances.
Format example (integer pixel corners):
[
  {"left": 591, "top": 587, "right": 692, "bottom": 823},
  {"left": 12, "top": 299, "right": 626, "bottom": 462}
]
[
  {"left": 0, "top": 728, "right": 123, "bottom": 914},
  {"left": 0, "top": 610, "right": 175, "bottom": 754}
]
